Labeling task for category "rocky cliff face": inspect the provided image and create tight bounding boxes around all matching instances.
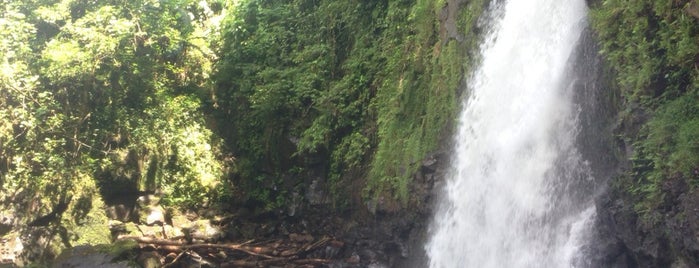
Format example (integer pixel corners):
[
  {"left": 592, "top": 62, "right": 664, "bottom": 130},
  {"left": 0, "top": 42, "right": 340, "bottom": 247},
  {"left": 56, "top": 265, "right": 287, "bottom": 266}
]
[
  {"left": 589, "top": 98, "right": 699, "bottom": 267},
  {"left": 314, "top": 2, "right": 699, "bottom": 267},
  {"left": 582, "top": 0, "right": 699, "bottom": 265},
  {"left": 563, "top": 24, "right": 630, "bottom": 267},
  {"left": 594, "top": 177, "right": 699, "bottom": 267}
]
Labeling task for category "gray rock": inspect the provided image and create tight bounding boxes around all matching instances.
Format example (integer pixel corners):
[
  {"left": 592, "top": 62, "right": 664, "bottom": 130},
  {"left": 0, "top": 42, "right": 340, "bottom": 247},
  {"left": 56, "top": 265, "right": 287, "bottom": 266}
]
[
  {"left": 52, "top": 246, "right": 131, "bottom": 268},
  {"left": 146, "top": 206, "right": 165, "bottom": 226},
  {"left": 163, "top": 224, "right": 184, "bottom": 238},
  {"left": 138, "top": 205, "right": 165, "bottom": 226},
  {"left": 138, "top": 225, "right": 164, "bottom": 238},
  {"left": 184, "top": 220, "right": 224, "bottom": 242},
  {"left": 306, "top": 179, "right": 327, "bottom": 205},
  {"left": 136, "top": 195, "right": 160, "bottom": 207},
  {"left": 136, "top": 251, "right": 161, "bottom": 268}
]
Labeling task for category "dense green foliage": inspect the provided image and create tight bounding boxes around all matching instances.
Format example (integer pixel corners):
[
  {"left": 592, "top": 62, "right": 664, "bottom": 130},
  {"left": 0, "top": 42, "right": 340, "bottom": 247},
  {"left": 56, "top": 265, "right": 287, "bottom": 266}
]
[
  {"left": 591, "top": 0, "right": 699, "bottom": 215},
  {"left": 0, "top": 0, "right": 229, "bottom": 260},
  {"left": 368, "top": 0, "right": 487, "bottom": 202},
  {"left": 214, "top": 0, "right": 487, "bottom": 207},
  {"left": 0, "top": 0, "right": 487, "bottom": 262}
]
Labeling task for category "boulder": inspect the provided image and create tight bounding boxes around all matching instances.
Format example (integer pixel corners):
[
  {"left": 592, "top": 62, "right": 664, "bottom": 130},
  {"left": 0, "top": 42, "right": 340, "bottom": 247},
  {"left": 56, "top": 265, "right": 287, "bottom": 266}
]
[
  {"left": 136, "top": 251, "right": 161, "bottom": 268},
  {"left": 183, "top": 220, "right": 224, "bottom": 242},
  {"left": 138, "top": 205, "right": 165, "bottom": 226},
  {"left": 138, "top": 225, "right": 164, "bottom": 238},
  {"left": 306, "top": 178, "right": 328, "bottom": 205},
  {"left": 136, "top": 195, "right": 160, "bottom": 207},
  {"left": 146, "top": 206, "right": 165, "bottom": 226},
  {"left": 53, "top": 245, "right": 131, "bottom": 268},
  {"left": 163, "top": 224, "right": 184, "bottom": 239}
]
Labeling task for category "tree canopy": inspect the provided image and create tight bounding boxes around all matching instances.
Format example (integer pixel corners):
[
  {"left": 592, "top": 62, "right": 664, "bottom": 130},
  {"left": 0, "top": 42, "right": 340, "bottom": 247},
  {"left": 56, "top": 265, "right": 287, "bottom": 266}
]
[{"left": 1, "top": 0, "right": 229, "bottom": 260}]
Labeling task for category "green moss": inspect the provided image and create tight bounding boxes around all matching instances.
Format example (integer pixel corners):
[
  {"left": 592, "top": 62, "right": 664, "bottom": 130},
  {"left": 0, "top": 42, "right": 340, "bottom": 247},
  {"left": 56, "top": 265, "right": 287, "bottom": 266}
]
[
  {"left": 591, "top": 0, "right": 699, "bottom": 219},
  {"left": 65, "top": 176, "right": 112, "bottom": 246},
  {"left": 212, "top": 0, "right": 490, "bottom": 208},
  {"left": 95, "top": 240, "right": 138, "bottom": 257},
  {"left": 591, "top": 0, "right": 698, "bottom": 101},
  {"left": 72, "top": 210, "right": 111, "bottom": 246},
  {"left": 117, "top": 222, "right": 141, "bottom": 237},
  {"left": 366, "top": 0, "right": 487, "bottom": 204},
  {"left": 631, "top": 91, "right": 699, "bottom": 215},
  {"left": 644, "top": 93, "right": 699, "bottom": 178}
]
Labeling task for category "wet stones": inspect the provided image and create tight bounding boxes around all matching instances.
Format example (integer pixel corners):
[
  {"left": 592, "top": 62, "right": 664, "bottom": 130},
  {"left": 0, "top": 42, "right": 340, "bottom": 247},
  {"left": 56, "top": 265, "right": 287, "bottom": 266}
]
[{"left": 136, "top": 195, "right": 165, "bottom": 226}]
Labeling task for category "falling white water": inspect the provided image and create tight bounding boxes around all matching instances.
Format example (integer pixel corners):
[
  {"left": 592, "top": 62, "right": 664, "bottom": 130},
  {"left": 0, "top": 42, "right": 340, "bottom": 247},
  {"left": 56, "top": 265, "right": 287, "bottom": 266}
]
[{"left": 426, "top": 0, "right": 593, "bottom": 267}]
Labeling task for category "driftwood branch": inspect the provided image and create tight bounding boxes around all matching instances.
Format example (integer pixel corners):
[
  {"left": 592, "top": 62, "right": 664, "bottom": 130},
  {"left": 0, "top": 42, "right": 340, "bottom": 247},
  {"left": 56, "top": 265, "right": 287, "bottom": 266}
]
[
  {"left": 117, "top": 235, "right": 277, "bottom": 259},
  {"left": 161, "top": 251, "right": 186, "bottom": 268},
  {"left": 118, "top": 234, "right": 338, "bottom": 267}
]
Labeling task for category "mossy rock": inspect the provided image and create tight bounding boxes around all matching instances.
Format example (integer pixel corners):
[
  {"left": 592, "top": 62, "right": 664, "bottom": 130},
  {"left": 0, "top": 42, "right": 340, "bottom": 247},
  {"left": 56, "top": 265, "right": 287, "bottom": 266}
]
[
  {"left": 69, "top": 196, "right": 111, "bottom": 245},
  {"left": 163, "top": 225, "right": 184, "bottom": 238},
  {"left": 96, "top": 240, "right": 138, "bottom": 257},
  {"left": 184, "top": 220, "right": 223, "bottom": 242},
  {"left": 136, "top": 205, "right": 165, "bottom": 226},
  {"left": 123, "top": 222, "right": 140, "bottom": 236}
]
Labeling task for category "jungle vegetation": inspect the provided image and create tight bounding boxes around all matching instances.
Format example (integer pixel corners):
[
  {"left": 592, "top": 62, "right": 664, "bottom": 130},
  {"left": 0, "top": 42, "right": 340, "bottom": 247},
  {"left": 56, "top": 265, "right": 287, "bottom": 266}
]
[
  {"left": 0, "top": 0, "right": 485, "bottom": 262},
  {"left": 2, "top": 0, "right": 697, "bottom": 264},
  {"left": 590, "top": 0, "right": 699, "bottom": 220}
]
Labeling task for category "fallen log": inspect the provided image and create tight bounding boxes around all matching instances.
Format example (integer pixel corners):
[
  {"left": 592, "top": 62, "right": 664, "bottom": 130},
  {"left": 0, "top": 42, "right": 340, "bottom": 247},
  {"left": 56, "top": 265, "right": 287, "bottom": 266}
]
[
  {"left": 117, "top": 235, "right": 276, "bottom": 259},
  {"left": 119, "top": 234, "right": 339, "bottom": 267}
]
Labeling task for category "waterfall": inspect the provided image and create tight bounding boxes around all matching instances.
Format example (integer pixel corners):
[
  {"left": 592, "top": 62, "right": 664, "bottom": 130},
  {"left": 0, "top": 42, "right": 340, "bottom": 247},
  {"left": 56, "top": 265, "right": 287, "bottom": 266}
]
[{"left": 426, "top": 0, "right": 594, "bottom": 267}]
